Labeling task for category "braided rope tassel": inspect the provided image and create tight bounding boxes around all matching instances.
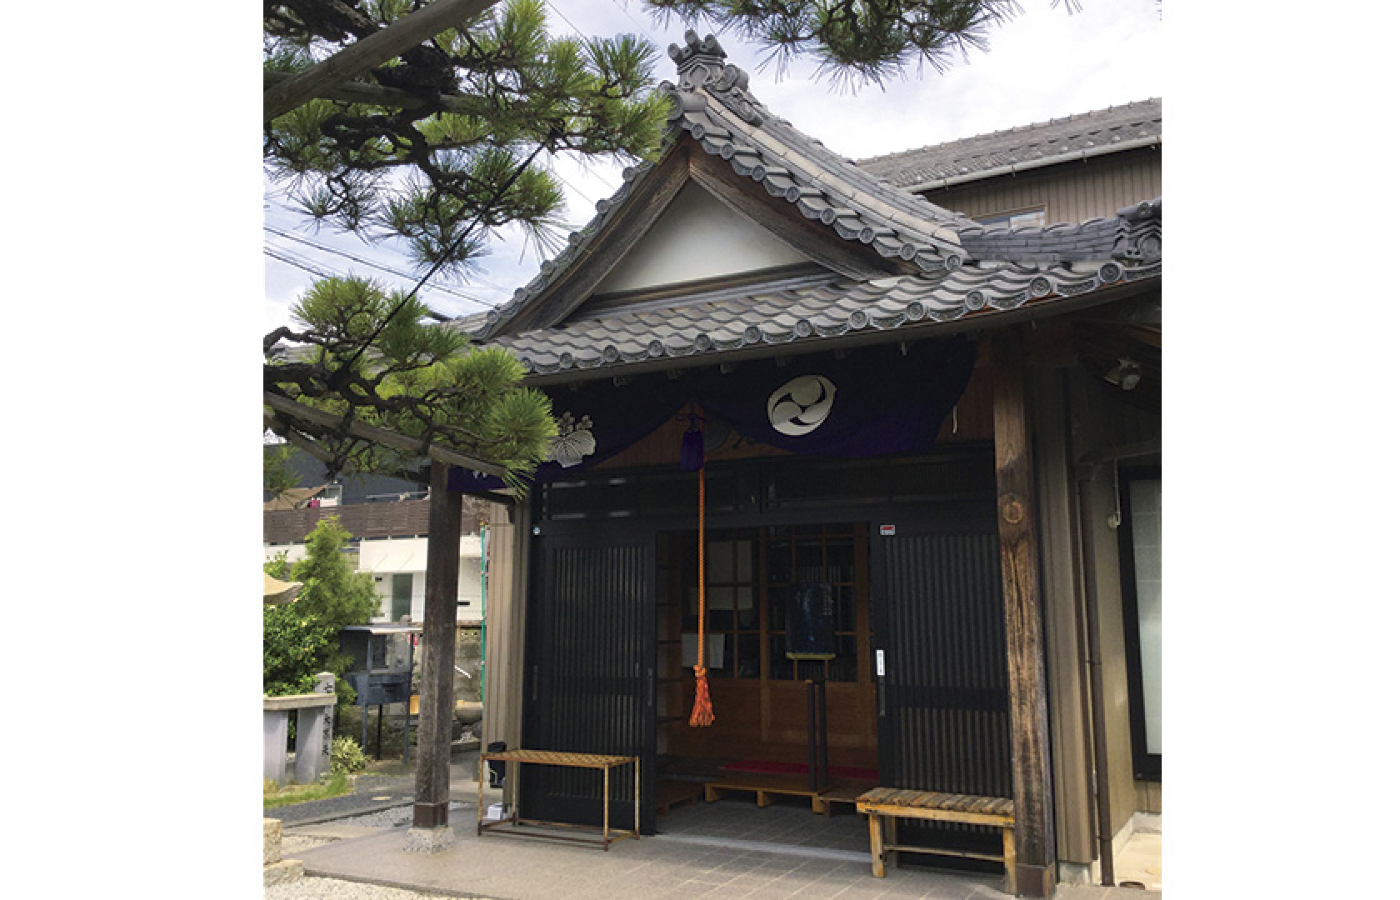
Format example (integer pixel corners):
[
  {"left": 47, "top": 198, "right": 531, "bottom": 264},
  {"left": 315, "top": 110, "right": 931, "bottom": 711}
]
[{"left": 689, "top": 461, "right": 714, "bottom": 727}]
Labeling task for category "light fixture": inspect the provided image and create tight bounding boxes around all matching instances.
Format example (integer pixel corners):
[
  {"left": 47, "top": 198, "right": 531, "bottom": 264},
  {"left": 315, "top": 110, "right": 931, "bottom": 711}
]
[{"left": 1103, "top": 358, "right": 1142, "bottom": 391}]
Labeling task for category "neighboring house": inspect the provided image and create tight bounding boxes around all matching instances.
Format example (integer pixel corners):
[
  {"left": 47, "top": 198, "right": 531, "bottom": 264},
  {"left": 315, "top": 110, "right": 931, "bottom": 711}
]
[
  {"left": 263, "top": 447, "right": 489, "bottom": 626},
  {"left": 460, "top": 32, "right": 1160, "bottom": 897}
]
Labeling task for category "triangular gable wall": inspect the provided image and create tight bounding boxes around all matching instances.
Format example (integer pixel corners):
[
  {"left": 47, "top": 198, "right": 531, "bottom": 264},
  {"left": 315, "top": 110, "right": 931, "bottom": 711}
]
[
  {"left": 591, "top": 181, "right": 813, "bottom": 297},
  {"left": 474, "top": 32, "right": 973, "bottom": 342}
]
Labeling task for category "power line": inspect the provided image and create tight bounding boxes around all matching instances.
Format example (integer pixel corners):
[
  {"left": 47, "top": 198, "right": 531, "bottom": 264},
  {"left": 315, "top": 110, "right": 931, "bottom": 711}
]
[
  {"left": 607, "top": 0, "right": 652, "bottom": 35},
  {"left": 543, "top": 0, "right": 588, "bottom": 40},
  {"left": 264, "top": 225, "right": 495, "bottom": 309},
  {"left": 264, "top": 246, "right": 337, "bottom": 280}
]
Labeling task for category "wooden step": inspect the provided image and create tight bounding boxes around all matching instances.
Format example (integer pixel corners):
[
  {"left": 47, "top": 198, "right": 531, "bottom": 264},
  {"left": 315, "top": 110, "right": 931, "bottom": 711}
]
[{"left": 656, "top": 779, "right": 705, "bottom": 816}]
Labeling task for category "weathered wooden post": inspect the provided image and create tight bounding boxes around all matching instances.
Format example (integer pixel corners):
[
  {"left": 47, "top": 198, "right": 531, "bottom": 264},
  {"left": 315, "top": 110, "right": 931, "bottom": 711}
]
[
  {"left": 990, "top": 330, "right": 1057, "bottom": 898},
  {"left": 408, "top": 459, "right": 462, "bottom": 851}
]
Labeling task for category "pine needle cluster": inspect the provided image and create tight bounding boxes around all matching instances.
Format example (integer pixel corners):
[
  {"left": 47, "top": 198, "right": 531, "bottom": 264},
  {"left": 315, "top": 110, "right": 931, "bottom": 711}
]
[{"left": 265, "top": 0, "right": 672, "bottom": 278}]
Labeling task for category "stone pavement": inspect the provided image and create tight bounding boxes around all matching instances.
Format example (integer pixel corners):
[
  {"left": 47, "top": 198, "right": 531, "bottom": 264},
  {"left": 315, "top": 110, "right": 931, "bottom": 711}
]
[{"left": 277, "top": 755, "right": 1162, "bottom": 900}]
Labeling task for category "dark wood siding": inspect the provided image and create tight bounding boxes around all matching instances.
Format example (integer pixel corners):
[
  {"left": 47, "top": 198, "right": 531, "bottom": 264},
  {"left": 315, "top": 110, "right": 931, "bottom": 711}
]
[{"left": 522, "top": 533, "right": 656, "bottom": 832}]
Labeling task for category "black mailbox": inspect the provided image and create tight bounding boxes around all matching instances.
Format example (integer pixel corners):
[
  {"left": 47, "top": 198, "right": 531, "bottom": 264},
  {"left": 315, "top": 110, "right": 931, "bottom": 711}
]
[{"left": 340, "top": 623, "right": 421, "bottom": 761}]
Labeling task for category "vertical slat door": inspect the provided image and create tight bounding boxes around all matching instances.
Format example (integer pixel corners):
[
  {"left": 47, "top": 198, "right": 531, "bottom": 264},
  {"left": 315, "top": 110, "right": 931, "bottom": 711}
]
[
  {"left": 871, "top": 512, "right": 1011, "bottom": 856},
  {"left": 522, "top": 532, "right": 656, "bottom": 833}
]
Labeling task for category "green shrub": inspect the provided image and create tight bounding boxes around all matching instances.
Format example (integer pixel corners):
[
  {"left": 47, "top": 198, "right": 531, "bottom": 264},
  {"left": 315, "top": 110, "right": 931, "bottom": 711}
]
[
  {"left": 263, "top": 516, "right": 381, "bottom": 704},
  {"left": 331, "top": 735, "right": 368, "bottom": 775}
]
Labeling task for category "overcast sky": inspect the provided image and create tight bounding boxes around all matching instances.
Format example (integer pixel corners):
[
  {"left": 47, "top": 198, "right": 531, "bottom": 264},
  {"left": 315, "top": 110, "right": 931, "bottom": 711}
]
[{"left": 263, "top": 0, "right": 1163, "bottom": 334}]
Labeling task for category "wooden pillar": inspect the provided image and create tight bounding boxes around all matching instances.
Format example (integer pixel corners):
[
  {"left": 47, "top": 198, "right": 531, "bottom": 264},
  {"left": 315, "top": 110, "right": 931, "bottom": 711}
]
[
  {"left": 414, "top": 459, "right": 462, "bottom": 831},
  {"left": 990, "top": 330, "right": 1057, "bottom": 898}
]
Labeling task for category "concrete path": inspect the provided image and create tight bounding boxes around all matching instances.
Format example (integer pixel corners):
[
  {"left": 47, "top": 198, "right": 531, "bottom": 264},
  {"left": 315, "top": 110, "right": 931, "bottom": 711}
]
[{"left": 277, "top": 754, "right": 1161, "bottom": 900}]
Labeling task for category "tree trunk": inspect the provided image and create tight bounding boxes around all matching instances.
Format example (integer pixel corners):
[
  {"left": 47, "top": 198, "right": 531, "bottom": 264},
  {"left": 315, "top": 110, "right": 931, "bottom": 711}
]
[{"left": 414, "top": 459, "right": 462, "bottom": 830}]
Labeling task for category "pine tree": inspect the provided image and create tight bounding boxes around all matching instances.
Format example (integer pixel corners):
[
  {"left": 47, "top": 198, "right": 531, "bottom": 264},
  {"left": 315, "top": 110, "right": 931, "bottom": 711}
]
[
  {"left": 265, "top": 0, "right": 672, "bottom": 279},
  {"left": 262, "top": 1, "right": 1023, "bottom": 480}
]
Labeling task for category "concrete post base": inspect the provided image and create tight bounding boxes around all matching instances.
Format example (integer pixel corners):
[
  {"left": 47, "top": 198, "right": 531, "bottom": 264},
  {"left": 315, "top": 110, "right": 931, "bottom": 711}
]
[{"left": 404, "top": 826, "right": 457, "bottom": 853}]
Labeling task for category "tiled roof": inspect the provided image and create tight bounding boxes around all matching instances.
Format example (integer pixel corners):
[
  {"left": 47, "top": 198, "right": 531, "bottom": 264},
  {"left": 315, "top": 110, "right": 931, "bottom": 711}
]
[
  {"left": 858, "top": 99, "right": 1162, "bottom": 189},
  {"left": 466, "top": 35, "right": 1163, "bottom": 381},
  {"left": 487, "top": 244, "right": 1160, "bottom": 379},
  {"left": 473, "top": 31, "right": 981, "bottom": 342}
]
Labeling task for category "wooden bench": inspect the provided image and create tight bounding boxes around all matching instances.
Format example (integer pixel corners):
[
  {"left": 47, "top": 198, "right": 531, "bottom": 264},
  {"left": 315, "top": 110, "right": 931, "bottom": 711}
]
[
  {"left": 855, "top": 788, "right": 1016, "bottom": 893},
  {"left": 477, "top": 749, "right": 640, "bottom": 851}
]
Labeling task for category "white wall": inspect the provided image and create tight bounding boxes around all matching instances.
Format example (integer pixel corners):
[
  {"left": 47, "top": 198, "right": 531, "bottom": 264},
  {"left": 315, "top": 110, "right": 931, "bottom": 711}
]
[
  {"left": 263, "top": 534, "right": 484, "bottom": 625},
  {"left": 359, "top": 534, "right": 484, "bottom": 626},
  {"left": 593, "top": 181, "right": 809, "bottom": 294}
]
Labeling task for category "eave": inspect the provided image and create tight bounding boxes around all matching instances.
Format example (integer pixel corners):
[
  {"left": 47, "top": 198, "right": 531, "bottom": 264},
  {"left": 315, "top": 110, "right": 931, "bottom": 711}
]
[{"left": 492, "top": 261, "right": 1161, "bottom": 388}]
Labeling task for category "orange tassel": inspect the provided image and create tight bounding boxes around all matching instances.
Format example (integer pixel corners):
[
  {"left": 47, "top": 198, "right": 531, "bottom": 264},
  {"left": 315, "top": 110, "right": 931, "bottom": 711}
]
[
  {"left": 689, "top": 459, "right": 715, "bottom": 727},
  {"left": 690, "top": 664, "right": 715, "bottom": 727}
]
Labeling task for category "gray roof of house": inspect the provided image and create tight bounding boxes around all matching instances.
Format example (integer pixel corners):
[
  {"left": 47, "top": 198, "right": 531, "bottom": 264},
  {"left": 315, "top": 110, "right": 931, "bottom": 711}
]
[
  {"left": 468, "top": 35, "right": 1162, "bottom": 381},
  {"left": 857, "top": 98, "right": 1161, "bottom": 190}
]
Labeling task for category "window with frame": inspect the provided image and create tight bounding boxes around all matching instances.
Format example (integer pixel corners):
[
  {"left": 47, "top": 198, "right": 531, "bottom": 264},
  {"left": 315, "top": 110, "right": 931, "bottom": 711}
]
[
  {"left": 677, "top": 524, "right": 865, "bottom": 684},
  {"left": 1117, "top": 468, "right": 1162, "bottom": 781}
]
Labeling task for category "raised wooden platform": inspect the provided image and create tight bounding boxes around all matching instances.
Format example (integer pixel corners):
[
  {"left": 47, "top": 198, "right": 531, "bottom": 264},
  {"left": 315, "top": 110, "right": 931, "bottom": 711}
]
[
  {"left": 704, "top": 773, "right": 876, "bottom": 815},
  {"left": 656, "top": 779, "right": 705, "bottom": 816}
]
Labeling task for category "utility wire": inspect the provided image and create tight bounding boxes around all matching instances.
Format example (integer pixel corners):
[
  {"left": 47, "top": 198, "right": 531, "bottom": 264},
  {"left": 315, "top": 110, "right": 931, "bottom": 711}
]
[
  {"left": 264, "top": 246, "right": 338, "bottom": 280},
  {"left": 607, "top": 0, "right": 652, "bottom": 35},
  {"left": 330, "top": 143, "right": 549, "bottom": 386},
  {"left": 264, "top": 225, "right": 495, "bottom": 309},
  {"left": 543, "top": 0, "right": 588, "bottom": 39}
]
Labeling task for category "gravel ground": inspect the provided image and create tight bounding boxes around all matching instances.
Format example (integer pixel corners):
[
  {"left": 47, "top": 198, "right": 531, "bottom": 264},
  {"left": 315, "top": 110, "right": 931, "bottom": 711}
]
[{"left": 266, "top": 875, "right": 481, "bottom": 900}]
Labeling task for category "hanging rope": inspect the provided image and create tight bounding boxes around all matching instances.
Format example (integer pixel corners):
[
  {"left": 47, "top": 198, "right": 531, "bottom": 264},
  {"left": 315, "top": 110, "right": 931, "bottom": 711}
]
[{"left": 689, "top": 457, "right": 715, "bottom": 727}]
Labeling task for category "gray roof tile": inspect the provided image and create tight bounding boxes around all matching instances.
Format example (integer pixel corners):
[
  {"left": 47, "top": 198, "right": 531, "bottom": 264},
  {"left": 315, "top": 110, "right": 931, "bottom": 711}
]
[
  {"left": 482, "top": 253, "right": 1160, "bottom": 378},
  {"left": 858, "top": 99, "right": 1161, "bottom": 189}
]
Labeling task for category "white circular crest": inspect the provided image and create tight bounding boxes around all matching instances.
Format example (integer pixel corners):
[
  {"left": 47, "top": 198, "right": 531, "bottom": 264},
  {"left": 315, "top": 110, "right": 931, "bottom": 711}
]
[{"left": 767, "top": 375, "right": 837, "bottom": 437}]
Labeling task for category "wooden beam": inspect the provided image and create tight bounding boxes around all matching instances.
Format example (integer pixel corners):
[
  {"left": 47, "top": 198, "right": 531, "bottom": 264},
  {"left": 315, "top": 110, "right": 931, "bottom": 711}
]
[
  {"left": 263, "top": 390, "right": 509, "bottom": 479},
  {"left": 989, "top": 329, "right": 1056, "bottom": 898},
  {"left": 264, "top": 0, "right": 494, "bottom": 122},
  {"left": 414, "top": 459, "right": 464, "bottom": 831}
]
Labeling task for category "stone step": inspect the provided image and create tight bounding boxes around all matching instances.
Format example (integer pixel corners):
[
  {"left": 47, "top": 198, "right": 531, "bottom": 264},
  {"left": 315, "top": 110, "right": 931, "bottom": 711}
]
[
  {"left": 264, "top": 858, "right": 304, "bottom": 887},
  {"left": 263, "top": 818, "right": 305, "bottom": 885}
]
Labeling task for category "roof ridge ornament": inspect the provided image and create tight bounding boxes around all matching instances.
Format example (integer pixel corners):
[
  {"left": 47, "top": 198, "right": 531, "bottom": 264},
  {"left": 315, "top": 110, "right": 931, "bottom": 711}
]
[{"left": 667, "top": 30, "right": 763, "bottom": 125}]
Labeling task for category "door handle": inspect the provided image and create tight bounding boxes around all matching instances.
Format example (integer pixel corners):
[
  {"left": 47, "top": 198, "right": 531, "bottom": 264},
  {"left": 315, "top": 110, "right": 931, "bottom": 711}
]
[{"left": 875, "top": 648, "right": 886, "bottom": 718}]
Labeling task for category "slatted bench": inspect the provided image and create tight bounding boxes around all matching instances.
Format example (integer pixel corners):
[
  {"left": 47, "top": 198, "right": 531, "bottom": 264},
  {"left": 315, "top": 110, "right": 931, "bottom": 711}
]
[
  {"left": 855, "top": 788, "right": 1016, "bottom": 893},
  {"left": 477, "top": 748, "right": 640, "bottom": 850}
]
